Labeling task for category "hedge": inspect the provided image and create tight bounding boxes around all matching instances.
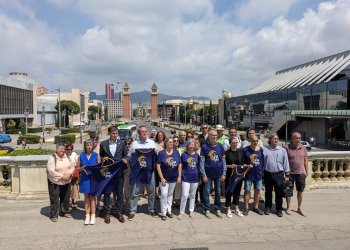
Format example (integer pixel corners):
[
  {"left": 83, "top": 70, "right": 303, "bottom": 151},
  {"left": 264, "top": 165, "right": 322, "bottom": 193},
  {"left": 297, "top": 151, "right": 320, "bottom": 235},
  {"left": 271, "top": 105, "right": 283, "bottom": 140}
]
[
  {"left": 61, "top": 128, "right": 79, "bottom": 135},
  {"left": 18, "top": 134, "right": 41, "bottom": 144},
  {"left": 8, "top": 148, "right": 54, "bottom": 156},
  {"left": 54, "top": 134, "right": 76, "bottom": 144},
  {"left": 28, "top": 127, "right": 43, "bottom": 133},
  {"left": 6, "top": 128, "right": 22, "bottom": 134}
]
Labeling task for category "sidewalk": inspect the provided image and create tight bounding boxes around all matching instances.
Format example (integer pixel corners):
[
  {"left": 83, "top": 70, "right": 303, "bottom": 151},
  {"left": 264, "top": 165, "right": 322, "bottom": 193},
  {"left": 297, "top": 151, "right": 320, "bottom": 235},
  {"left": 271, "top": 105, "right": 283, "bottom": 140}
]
[{"left": 1, "top": 189, "right": 350, "bottom": 249}]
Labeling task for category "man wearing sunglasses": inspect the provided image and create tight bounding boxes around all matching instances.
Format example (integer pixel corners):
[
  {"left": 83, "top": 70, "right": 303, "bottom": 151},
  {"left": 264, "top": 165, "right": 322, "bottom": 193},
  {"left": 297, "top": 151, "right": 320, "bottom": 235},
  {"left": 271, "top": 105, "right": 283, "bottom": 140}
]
[{"left": 198, "top": 123, "right": 210, "bottom": 146}]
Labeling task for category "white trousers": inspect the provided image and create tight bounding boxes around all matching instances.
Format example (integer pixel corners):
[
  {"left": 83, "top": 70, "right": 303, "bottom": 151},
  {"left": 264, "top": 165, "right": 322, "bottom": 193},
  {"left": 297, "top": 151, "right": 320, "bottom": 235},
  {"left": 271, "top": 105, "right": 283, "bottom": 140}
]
[
  {"left": 180, "top": 182, "right": 199, "bottom": 214},
  {"left": 159, "top": 182, "right": 176, "bottom": 216}
]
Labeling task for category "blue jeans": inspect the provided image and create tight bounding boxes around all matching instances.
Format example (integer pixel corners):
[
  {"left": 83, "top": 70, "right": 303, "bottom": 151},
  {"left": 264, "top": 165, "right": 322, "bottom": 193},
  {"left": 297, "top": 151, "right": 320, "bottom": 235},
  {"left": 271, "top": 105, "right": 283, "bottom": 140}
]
[
  {"left": 203, "top": 177, "right": 221, "bottom": 211},
  {"left": 129, "top": 172, "right": 155, "bottom": 214}
]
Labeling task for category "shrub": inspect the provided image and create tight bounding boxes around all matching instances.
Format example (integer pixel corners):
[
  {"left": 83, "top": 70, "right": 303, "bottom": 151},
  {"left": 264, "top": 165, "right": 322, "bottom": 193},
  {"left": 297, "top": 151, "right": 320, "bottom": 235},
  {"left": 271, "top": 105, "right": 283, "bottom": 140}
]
[
  {"left": 61, "top": 128, "right": 79, "bottom": 135},
  {"left": 54, "top": 134, "right": 76, "bottom": 144},
  {"left": 18, "top": 134, "right": 41, "bottom": 144},
  {"left": 7, "top": 148, "right": 54, "bottom": 156},
  {"left": 28, "top": 127, "right": 43, "bottom": 133},
  {"left": 6, "top": 119, "right": 16, "bottom": 129},
  {"left": 6, "top": 128, "right": 22, "bottom": 134}
]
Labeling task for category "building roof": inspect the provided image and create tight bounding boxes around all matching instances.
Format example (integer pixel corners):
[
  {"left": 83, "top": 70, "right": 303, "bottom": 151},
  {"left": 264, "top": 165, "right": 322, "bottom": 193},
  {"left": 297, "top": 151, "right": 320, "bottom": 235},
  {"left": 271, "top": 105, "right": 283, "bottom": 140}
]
[
  {"left": 151, "top": 83, "right": 157, "bottom": 90},
  {"left": 123, "top": 82, "right": 129, "bottom": 89},
  {"left": 247, "top": 50, "right": 350, "bottom": 94}
]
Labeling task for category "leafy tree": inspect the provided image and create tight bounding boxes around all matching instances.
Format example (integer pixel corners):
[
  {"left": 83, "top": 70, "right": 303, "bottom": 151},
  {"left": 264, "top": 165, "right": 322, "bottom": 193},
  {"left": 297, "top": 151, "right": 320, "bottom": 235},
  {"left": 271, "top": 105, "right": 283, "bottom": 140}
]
[
  {"left": 104, "top": 105, "right": 108, "bottom": 121},
  {"left": 55, "top": 100, "right": 80, "bottom": 127},
  {"left": 6, "top": 119, "right": 16, "bottom": 129},
  {"left": 88, "top": 105, "right": 101, "bottom": 120}
]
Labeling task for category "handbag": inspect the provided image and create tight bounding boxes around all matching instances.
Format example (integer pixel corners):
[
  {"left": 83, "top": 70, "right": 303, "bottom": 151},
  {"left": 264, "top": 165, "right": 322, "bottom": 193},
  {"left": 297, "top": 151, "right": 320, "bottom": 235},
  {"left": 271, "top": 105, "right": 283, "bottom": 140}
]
[
  {"left": 72, "top": 166, "right": 80, "bottom": 181},
  {"left": 282, "top": 179, "right": 293, "bottom": 198}
]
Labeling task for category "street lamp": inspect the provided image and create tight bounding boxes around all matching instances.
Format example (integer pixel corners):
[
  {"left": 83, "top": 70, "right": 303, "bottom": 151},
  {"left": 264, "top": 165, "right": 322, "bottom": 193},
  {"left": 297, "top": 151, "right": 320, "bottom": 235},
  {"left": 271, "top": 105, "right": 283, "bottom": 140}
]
[
  {"left": 285, "top": 102, "right": 290, "bottom": 144},
  {"left": 248, "top": 105, "right": 254, "bottom": 128},
  {"left": 80, "top": 111, "right": 84, "bottom": 144},
  {"left": 62, "top": 109, "right": 67, "bottom": 128},
  {"left": 54, "top": 88, "right": 61, "bottom": 135},
  {"left": 24, "top": 105, "right": 29, "bottom": 134},
  {"left": 41, "top": 106, "right": 45, "bottom": 143}
]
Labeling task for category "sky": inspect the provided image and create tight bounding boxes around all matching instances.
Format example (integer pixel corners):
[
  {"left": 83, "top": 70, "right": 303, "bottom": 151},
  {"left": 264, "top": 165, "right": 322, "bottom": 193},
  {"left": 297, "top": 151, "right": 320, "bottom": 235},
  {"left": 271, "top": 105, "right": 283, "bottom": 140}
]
[{"left": 0, "top": 0, "right": 349, "bottom": 99}]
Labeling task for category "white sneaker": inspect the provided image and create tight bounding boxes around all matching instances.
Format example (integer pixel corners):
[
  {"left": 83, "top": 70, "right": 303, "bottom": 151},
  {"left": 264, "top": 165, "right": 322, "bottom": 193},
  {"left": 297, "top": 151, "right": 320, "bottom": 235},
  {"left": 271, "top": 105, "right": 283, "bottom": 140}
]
[
  {"left": 226, "top": 209, "right": 233, "bottom": 218},
  {"left": 233, "top": 209, "right": 244, "bottom": 217},
  {"left": 90, "top": 214, "right": 96, "bottom": 225},
  {"left": 84, "top": 215, "right": 90, "bottom": 225}
]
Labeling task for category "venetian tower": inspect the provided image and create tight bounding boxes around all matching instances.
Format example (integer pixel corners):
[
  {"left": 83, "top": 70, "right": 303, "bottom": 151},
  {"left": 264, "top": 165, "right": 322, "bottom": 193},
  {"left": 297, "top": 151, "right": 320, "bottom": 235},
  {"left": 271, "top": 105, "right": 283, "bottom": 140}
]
[
  {"left": 122, "top": 82, "right": 131, "bottom": 120},
  {"left": 151, "top": 83, "right": 158, "bottom": 121}
]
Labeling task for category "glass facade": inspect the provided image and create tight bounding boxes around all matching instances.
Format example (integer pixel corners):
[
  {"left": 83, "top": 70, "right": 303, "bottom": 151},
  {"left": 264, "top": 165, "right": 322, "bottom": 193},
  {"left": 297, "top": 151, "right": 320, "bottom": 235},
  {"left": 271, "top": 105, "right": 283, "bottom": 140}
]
[
  {"left": 0, "top": 85, "right": 33, "bottom": 115},
  {"left": 226, "top": 79, "right": 350, "bottom": 114}
]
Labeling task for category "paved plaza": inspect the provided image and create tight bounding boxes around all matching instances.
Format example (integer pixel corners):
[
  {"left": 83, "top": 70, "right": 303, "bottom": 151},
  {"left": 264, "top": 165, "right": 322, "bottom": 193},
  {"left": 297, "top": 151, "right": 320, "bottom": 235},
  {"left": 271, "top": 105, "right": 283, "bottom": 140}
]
[{"left": 1, "top": 189, "right": 350, "bottom": 250}]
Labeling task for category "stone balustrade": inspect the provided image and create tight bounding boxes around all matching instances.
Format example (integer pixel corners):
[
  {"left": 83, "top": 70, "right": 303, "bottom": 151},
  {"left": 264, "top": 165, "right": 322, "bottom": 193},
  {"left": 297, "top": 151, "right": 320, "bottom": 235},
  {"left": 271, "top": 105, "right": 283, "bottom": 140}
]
[
  {"left": 0, "top": 151, "right": 349, "bottom": 200},
  {"left": 307, "top": 151, "right": 350, "bottom": 189}
]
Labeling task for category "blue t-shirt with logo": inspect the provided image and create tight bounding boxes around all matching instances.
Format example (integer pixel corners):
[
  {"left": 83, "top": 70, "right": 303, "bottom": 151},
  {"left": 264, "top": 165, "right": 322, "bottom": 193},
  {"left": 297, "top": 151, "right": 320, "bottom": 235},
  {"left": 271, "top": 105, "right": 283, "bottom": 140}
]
[
  {"left": 201, "top": 143, "right": 225, "bottom": 179},
  {"left": 157, "top": 149, "right": 181, "bottom": 183},
  {"left": 181, "top": 151, "right": 200, "bottom": 183},
  {"left": 243, "top": 146, "right": 264, "bottom": 181}
]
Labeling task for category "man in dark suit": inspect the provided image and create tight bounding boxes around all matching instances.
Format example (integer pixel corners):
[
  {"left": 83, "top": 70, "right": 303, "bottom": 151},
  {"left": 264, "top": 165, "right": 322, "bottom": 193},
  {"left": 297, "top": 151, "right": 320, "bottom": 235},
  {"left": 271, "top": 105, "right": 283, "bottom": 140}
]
[{"left": 99, "top": 125, "right": 128, "bottom": 224}]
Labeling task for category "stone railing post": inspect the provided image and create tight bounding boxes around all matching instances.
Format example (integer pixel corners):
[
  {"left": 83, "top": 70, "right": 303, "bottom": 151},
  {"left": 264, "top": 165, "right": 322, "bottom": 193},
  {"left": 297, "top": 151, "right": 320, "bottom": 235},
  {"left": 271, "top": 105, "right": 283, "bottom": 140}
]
[
  {"left": 344, "top": 160, "right": 350, "bottom": 181},
  {"left": 337, "top": 160, "right": 345, "bottom": 181},
  {"left": 321, "top": 160, "right": 330, "bottom": 181},
  {"left": 329, "top": 160, "right": 337, "bottom": 181},
  {"left": 313, "top": 160, "right": 322, "bottom": 182}
]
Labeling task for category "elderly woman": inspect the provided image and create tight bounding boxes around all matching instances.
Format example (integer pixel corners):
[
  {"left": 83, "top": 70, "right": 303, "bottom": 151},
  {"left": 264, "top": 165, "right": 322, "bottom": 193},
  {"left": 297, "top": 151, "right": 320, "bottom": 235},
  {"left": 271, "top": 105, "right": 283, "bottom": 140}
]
[
  {"left": 156, "top": 138, "right": 182, "bottom": 221},
  {"left": 178, "top": 139, "right": 199, "bottom": 220},
  {"left": 47, "top": 142, "right": 74, "bottom": 222},
  {"left": 65, "top": 143, "right": 79, "bottom": 209},
  {"left": 78, "top": 139, "right": 100, "bottom": 225}
]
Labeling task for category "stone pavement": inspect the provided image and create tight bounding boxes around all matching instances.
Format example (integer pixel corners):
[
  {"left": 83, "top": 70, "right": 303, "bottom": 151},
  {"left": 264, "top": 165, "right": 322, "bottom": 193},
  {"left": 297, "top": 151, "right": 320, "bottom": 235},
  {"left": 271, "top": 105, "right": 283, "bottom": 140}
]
[{"left": 1, "top": 189, "right": 350, "bottom": 250}]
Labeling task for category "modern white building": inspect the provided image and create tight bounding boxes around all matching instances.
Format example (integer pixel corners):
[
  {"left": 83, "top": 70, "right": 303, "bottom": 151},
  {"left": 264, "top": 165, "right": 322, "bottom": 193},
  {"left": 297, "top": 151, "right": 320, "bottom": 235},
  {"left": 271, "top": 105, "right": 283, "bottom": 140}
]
[{"left": 103, "top": 99, "right": 124, "bottom": 120}]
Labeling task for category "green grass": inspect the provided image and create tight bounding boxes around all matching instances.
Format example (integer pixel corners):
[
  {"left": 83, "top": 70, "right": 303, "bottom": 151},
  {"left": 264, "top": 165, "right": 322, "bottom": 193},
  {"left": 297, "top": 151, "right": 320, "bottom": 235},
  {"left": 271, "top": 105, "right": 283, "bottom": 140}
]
[{"left": 7, "top": 148, "right": 54, "bottom": 156}]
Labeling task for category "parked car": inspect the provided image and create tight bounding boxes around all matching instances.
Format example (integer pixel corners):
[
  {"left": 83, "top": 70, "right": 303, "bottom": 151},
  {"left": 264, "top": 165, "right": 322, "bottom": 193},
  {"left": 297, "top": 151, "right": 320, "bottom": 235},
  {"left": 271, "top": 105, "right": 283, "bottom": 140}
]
[
  {"left": 0, "top": 145, "right": 15, "bottom": 155},
  {"left": 301, "top": 141, "right": 312, "bottom": 151},
  {"left": 0, "top": 133, "right": 12, "bottom": 143}
]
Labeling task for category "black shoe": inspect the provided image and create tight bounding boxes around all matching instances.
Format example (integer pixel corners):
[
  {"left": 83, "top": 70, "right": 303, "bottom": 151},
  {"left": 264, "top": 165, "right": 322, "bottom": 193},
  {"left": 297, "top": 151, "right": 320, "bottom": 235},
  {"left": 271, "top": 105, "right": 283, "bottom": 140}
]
[
  {"left": 277, "top": 210, "right": 283, "bottom": 217},
  {"left": 149, "top": 211, "right": 158, "bottom": 217},
  {"left": 127, "top": 213, "right": 135, "bottom": 221},
  {"left": 264, "top": 207, "right": 270, "bottom": 215},
  {"left": 242, "top": 208, "right": 249, "bottom": 216},
  {"left": 253, "top": 208, "right": 264, "bottom": 215}
]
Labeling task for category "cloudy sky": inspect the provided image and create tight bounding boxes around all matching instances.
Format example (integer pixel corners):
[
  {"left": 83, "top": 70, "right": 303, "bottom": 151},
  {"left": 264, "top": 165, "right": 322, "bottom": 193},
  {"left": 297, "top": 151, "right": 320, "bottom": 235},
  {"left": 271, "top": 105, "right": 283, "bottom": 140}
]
[{"left": 0, "top": 0, "right": 349, "bottom": 99}]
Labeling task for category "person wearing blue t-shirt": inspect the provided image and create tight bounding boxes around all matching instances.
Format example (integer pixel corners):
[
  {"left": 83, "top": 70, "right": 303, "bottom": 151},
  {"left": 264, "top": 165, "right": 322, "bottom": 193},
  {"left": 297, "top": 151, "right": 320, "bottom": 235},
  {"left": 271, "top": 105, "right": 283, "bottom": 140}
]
[
  {"left": 178, "top": 139, "right": 200, "bottom": 220},
  {"left": 243, "top": 135, "right": 264, "bottom": 216},
  {"left": 200, "top": 129, "right": 227, "bottom": 219},
  {"left": 156, "top": 138, "right": 182, "bottom": 221}
]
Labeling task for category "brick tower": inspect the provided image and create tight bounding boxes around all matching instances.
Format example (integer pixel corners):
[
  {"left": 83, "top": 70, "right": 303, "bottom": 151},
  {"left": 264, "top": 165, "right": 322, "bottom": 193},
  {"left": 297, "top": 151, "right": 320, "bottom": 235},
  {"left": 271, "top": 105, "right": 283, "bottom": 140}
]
[
  {"left": 122, "top": 82, "right": 131, "bottom": 120},
  {"left": 151, "top": 83, "right": 158, "bottom": 121}
]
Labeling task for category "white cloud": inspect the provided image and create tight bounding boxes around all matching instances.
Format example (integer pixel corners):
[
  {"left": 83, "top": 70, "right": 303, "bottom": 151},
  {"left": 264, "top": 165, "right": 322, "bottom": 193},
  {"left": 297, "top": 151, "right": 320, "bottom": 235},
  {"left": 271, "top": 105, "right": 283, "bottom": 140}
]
[
  {"left": 0, "top": 0, "right": 349, "bottom": 99},
  {"left": 234, "top": 0, "right": 300, "bottom": 23}
]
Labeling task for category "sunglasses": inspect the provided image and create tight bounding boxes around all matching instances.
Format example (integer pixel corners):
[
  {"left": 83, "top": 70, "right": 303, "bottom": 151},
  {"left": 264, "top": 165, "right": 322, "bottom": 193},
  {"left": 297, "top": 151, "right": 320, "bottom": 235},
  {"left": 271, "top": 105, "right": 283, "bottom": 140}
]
[
  {"left": 201, "top": 127, "right": 208, "bottom": 129},
  {"left": 173, "top": 140, "right": 179, "bottom": 142},
  {"left": 252, "top": 140, "right": 259, "bottom": 142}
]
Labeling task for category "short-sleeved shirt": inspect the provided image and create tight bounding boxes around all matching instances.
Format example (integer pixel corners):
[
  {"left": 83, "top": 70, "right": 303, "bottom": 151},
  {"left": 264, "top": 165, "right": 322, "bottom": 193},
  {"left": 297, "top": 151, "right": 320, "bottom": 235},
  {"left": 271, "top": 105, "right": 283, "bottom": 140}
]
[
  {"left": 243, "top": 146, "right": 264, "bottom": 181},
  {"left": 157, "top": 149, "right": 181, "bottom": 183},
  {"left": 284, "top": 144, "right": 307, "bottom": 175},
  {"left": 181, "top": 152, "right": 200, "bottom": 183},
  {"left": 200, "top": 142, "right": 225, "bottom": 179}
]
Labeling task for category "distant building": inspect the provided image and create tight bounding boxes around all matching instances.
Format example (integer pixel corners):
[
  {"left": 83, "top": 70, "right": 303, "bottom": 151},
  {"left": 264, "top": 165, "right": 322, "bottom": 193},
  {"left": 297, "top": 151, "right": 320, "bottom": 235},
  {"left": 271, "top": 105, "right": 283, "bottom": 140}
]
[
  {"left": 103, "top": 99, "right": 123, "bottom": 120},
  {"left": 151, "top": 83, "right": 158, "bottom": 121},
  {"left": 105, "top": 83, "right": 115, "bottom": 100},
  {"left": 225, "top": 50, "right": 350, "bottom": 144}
]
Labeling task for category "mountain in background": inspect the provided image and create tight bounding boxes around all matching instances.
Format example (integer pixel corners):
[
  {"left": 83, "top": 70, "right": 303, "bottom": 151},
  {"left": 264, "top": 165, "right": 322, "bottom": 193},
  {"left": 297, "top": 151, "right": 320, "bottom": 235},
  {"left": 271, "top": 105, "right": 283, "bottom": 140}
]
[{"left": 91, "top": 91, "right": 210, "bottom": 104}]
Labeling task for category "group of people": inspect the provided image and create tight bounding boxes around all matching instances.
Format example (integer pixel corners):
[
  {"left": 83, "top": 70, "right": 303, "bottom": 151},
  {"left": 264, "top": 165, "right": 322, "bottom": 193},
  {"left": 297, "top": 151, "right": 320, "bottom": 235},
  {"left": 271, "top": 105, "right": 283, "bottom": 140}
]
[{"left": 46, "top": 123, "right": 308, "bottom": 225}]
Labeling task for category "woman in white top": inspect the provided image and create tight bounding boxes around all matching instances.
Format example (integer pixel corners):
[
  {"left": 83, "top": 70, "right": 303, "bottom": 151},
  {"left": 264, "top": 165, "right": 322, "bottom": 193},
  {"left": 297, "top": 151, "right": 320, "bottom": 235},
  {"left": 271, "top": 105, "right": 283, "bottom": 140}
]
[{"left": 65, "top": 143, "right": 79, "bottom": 209}]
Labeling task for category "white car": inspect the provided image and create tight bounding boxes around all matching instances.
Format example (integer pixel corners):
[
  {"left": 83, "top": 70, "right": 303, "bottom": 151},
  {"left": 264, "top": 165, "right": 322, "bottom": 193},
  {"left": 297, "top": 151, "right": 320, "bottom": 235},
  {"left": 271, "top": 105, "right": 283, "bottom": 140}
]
[{"left": 301, "top": 141, "right": 312, "bottom": 151}]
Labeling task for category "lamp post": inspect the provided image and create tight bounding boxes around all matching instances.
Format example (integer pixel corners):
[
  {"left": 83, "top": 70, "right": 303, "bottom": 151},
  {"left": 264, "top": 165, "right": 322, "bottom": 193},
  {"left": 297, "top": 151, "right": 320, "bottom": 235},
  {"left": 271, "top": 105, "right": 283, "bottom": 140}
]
[
  {"left": 248, "top": 105, "right": 254, "bottom": 128},
  {"left": 285, "top": 102, "right": 290, "bottom": 144},
  {"left": 54, "top": 88, "right": 61, "bottom": 135},
  {"left": 62, "top": 109, "right": 67, "bottom": 128},
  {"left": 80, "top": 111, "right": 84, "bottom": 144},
  {"left": 24, "top": 105, "right": 29, "bottom": 134},
  {"left": 41, "top": 106, "right": 45, "bottom": 143}
]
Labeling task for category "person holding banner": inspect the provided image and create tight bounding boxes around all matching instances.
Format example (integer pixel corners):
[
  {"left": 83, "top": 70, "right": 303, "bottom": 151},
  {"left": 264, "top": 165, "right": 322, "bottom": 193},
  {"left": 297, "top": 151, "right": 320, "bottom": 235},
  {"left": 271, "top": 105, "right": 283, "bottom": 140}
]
[
  {"left": 243, "top": 135, "right": 264, "bottom": 216},
  {"left": 128, "top": 125, "right": 158, "bottom": 221},
  {"left": 225, "top": 137, "right": 245, "bottom": 218},
  {"left": 78, "top": 140, "right": 100, "bottom": 225},
  {"left": 178, "top": 139, "right": 199, "bottom": 220},
  {"left": 200, "top": 129, "right": 227, "bottom": 219},
  {"left": 156, "top": 138, "right": 182, "bottom": 221},
  {"left": 99, "top": 126, "right": 128, "bottom": 224}
]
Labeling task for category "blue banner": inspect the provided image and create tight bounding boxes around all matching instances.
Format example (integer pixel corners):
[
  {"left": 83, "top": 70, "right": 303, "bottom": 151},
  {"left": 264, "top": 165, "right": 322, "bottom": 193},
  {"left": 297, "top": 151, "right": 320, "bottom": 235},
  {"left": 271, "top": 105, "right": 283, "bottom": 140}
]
[
  {"left": 83, "top": 160, "right": 127, "bottom": 196},
  {"left": 225, "top": 165, "right": 250, "bottom": 195}
]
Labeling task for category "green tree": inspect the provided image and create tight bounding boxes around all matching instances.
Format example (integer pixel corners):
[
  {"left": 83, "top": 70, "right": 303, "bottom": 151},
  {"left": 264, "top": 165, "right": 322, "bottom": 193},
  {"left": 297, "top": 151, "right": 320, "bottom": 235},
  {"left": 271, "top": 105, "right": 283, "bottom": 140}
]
[
  {"left": 6, "top": 119, "right": 16, "bottom": 129},
  {"left": 55, "top": 100, "right": 80, "bottom": 127},
  {"left": 88, "top": 105, "right": 101, "bottom": 120},
  {"left": 104, "top": 106, "right": 108, "bottom": 121}
]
